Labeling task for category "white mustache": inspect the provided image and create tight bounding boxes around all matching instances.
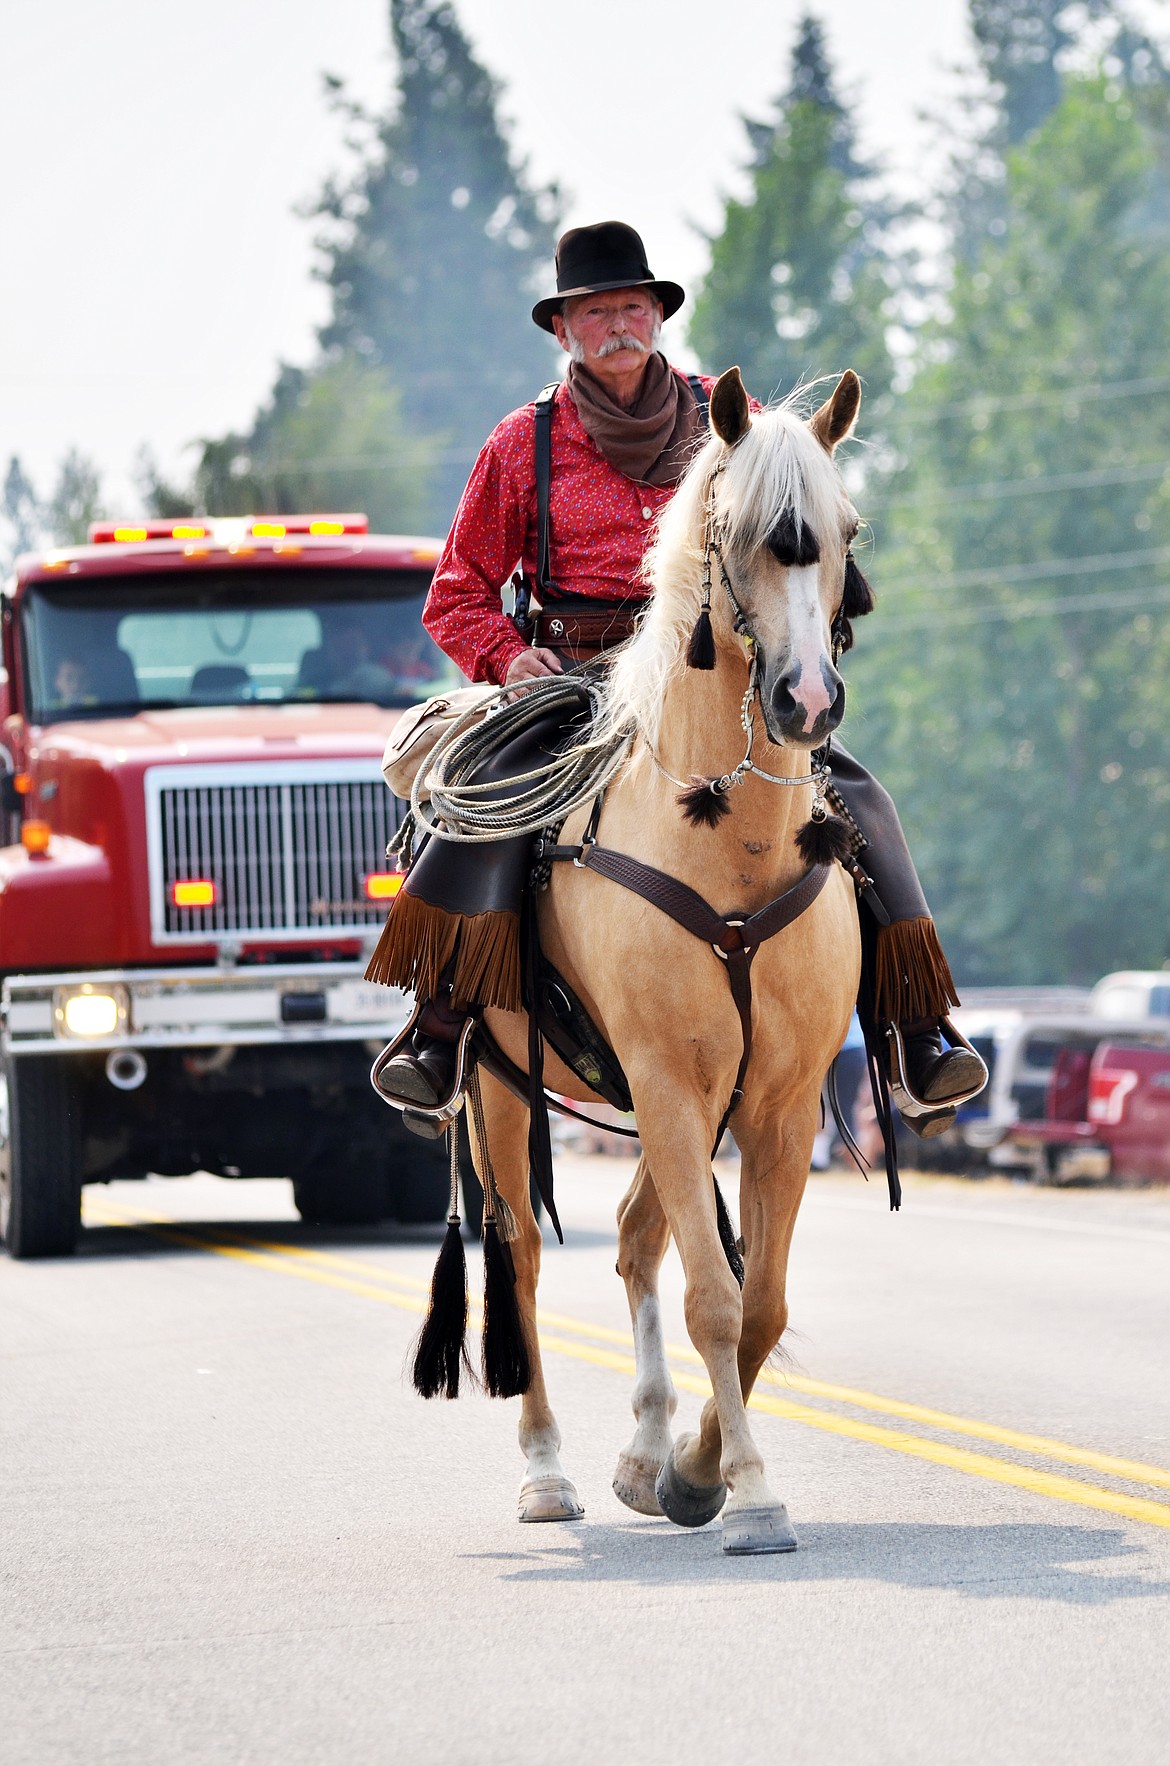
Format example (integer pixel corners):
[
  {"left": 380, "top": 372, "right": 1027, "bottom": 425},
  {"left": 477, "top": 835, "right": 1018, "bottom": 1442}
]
[{"left": 595, "top": 334, "right": 649, "bottom": 357}]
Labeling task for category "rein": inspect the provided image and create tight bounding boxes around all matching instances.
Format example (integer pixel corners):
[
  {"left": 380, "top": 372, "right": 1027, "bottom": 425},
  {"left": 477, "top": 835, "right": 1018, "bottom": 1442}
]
[{"left": 653, "top": 456, "right": 833, "bottom": 824}]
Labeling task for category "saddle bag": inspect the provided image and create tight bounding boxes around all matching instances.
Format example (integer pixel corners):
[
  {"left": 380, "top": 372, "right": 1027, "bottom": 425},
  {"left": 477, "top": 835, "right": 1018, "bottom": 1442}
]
[{"left": 381, "top": 684, "right": 496, "bottom": 803}]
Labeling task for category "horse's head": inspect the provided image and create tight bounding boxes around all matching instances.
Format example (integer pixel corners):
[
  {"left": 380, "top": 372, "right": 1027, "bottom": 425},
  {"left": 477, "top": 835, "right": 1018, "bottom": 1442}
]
[{"left": 707, "top": 367, "right": 867, "bottom": 749}]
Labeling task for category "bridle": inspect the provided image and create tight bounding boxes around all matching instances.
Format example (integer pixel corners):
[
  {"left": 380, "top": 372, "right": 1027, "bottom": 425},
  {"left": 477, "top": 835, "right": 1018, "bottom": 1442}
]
[{"left": 647, "top": 454, "right": 835, "bottom": 820}]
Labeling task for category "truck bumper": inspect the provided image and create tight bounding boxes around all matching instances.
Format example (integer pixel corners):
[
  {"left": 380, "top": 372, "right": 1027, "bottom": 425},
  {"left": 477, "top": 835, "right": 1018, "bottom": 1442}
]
[{"left": 2, "top": 962, "right": 412, "bottom": 1057}]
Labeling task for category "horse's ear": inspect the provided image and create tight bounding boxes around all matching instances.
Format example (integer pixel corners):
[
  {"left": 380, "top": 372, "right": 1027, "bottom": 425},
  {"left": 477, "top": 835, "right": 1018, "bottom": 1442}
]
[
  {"left": 710, "top": 367, "right": 751, "bottom": 447},
  {"left": 810, "top": 370, "right": 861, "bottom": 454}
]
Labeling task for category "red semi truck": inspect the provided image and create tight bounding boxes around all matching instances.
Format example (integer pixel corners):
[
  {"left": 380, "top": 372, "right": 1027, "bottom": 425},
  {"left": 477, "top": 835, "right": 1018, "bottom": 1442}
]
[{"left": 0, "top": 514, "right": 457, "bottom": 1257}]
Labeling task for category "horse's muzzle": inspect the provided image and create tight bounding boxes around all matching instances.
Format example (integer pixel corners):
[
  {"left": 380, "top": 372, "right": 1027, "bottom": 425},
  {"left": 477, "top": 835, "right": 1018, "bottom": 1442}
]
[{"left": 761, "top": 658, "right": 846, "bottom": 747}]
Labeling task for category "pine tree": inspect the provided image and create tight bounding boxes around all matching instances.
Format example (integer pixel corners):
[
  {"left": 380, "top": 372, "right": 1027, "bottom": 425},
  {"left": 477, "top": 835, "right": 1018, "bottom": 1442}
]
[
  {"left": 957, "top": 1, "right": 1168, "bottom": 252},
  {"left": 852, "top": 74, "right": 1170, "bottom": 984},
  {"left": 46, "top": 449, "right": 104, "bottom": 545},
  {"left": 314, "top": 0, "right": 560, "bottom": 519},
  {"left": 188, "top": 361, "right": 434, "bottom": 534},
  {"left": 2, "top": 457, "right": 43, "bottom": 564},
  {"left": 189, "top": 1, "right": 560, "bottom": 532},
  {"left": 689, "top": 15, "right": 895, "bottom": 410}
]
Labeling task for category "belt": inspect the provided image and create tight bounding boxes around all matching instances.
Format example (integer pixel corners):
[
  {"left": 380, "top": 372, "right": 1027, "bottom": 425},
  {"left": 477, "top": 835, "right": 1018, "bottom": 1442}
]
[{"left": 530, "top": 598, "right": 646, "bottom": 658}]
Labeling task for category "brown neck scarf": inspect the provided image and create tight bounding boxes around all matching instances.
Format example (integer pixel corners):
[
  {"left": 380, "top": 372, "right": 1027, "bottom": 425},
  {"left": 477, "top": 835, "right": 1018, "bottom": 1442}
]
[{"left": 565, "top": 352, "right": 703, "bottom": 488}]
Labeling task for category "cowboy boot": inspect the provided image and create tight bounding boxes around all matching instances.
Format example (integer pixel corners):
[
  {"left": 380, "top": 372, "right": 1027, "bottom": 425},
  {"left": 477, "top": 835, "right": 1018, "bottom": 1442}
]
[
  {"left": 376, "top": 999, "right": 472, "bottom": 1139},
  {"left": 889, "top": 1018, "right": 988, "bottom": 1139}
]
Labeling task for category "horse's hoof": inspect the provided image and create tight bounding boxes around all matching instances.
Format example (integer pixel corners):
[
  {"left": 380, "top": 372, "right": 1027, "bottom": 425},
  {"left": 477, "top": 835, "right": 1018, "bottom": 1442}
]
[
  {"left": 721, "top": 1503, "right": 798, "bottom": 1555},
  {"left": 613, "top": 1451, "right": 665, "bottom": 1516},
  {"left": 654, "top": 1436, "right": 727, "bottom": 1529},
  {"left": 518, "top": 1476, "right": 584, "bottom": 1523}
]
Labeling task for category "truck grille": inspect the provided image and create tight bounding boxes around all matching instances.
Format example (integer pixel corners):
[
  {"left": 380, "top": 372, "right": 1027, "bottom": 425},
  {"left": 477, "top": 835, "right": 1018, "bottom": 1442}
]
[{"left": 147, "top": 763, "right": 402, "bottom": 944}]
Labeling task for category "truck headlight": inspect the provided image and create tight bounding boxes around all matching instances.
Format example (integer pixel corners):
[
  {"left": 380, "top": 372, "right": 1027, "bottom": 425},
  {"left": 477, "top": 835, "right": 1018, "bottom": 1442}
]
[{"left": 54, "top": 984, "right": 129, "bottom": 1039}]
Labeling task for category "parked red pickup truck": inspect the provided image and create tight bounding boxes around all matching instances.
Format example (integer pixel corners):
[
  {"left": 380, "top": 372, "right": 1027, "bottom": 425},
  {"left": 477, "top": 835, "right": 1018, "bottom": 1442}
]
[
  {"left": 0, "top": 514, "right": 457, "bottom": 1257},
  {"left": 1008, "top": 1039, "right": 1170, "bottom": 1182}
]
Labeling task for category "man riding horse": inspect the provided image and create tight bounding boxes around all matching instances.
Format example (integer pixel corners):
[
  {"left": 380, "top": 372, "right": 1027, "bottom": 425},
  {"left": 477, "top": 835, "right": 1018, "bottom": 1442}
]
[{"left": 369, "top": 221, "right": 984, "bottom": 1136}]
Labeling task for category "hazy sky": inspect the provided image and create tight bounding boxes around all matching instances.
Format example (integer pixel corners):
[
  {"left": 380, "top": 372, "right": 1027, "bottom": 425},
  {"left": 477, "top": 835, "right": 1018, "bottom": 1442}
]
[{"left": 1, "top": 0, "right": 993, "bottom": 513}]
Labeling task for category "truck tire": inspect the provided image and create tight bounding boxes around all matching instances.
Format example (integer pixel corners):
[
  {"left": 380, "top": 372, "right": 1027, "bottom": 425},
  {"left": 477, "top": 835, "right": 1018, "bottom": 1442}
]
[
  {"left": 1, "top": 1057, "right": 83, "bottom": 1259},
  {"left": 392, "top": 1138, "right": 451, "bottom": 1224},
  {"left": 292, "top": 1157, "right": 388, "bottom": 1227}
]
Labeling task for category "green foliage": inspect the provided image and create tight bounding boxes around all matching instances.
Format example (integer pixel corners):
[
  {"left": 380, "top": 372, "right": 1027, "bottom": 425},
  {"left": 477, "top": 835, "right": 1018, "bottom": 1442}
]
[
  {"left": 45, "top": 449, "right": 104, "bottom": 545},
  {"left": 1, "top": 451, "right": 104, "bottom": 564},
  {"left": 957, "top": 1, "right": 1168, "bottom": 256},
  {"left": 313, "top": 0, "right": 560, "bottom": 520},
  {"left": 852, "top": 75, "right": 1170, "bottom": 984},
  {"left": 185, "top": 0, "right": 560, "bottom": 532},
  {"left": 2, "top": 457, "right": 43, "bottom": 563},
  {"left": 689, "top": 15, "right": 895, "bottom": 410},
  {"left": 184, "top": 358, "right": 436, "bottom": 533}
]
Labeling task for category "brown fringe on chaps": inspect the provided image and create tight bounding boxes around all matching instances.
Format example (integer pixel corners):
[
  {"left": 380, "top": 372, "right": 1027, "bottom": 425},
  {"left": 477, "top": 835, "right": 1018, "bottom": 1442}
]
[
  {"left": 364, "top": 891, "right": 522, "bottom": 1014},
  {"left": 873, "top": 915, "right": 960, "bottom": 1026}
]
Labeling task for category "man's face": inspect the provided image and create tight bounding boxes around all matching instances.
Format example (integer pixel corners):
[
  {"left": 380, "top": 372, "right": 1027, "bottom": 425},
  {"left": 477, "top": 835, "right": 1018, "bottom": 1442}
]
[{"left": 552, "top": 288, "right": 663, "bottom": 370}]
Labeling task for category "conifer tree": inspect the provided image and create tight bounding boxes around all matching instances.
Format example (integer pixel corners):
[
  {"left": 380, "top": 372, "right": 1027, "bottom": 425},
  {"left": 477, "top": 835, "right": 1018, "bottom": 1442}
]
[
  {"left": 689, "top": 15, "right": 895, "bottom": 410},
  {"left": 188, "top": 1, "right": 559, "bottom": 531},
  {"left": 315, "top": 0, "right": 560, "bottom": 519},
  {"left": 854, "top": 74, "right": 1170, "bottom": 984}
]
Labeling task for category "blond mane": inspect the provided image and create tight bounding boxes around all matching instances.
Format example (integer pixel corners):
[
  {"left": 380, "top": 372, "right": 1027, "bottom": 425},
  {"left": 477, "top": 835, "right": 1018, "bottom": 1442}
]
[{"left": 595, "top": 396, "right": 853, "bottom": 748}]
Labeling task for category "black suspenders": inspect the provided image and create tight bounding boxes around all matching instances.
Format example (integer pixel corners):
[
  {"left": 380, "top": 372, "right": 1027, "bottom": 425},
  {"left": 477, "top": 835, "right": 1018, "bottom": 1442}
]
[{"left": 513, "top": 372, "right": 711, "bottom": 636}]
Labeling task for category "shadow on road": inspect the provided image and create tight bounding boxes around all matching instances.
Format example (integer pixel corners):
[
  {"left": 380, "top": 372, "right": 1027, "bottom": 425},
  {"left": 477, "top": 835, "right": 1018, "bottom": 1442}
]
[
  {"left": 466, "top": 1521, "right": 1169, "bottom": 1604},
  {"left": 73, "top": 1218, "right": 618, "bottom": 1259}
]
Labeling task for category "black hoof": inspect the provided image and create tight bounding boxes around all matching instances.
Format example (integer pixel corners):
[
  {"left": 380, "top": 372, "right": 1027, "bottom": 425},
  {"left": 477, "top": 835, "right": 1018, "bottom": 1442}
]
[{"left": 654, "top": 1437, "right": 727, "bottom": 1528}]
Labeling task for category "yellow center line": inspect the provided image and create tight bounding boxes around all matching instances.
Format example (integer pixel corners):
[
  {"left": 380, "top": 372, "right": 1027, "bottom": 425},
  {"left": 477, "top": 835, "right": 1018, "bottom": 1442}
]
[{"left": 83, "top": 1201, "right": 1170, "bottom": 1529}]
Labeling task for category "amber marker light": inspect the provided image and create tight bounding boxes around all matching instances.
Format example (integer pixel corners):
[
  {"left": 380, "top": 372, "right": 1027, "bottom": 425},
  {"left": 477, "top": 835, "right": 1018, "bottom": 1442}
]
[
  {"left": 13, "top": 772, "right": 32, "bottom": 796},
  {"left": 21, "top": 820, "right": 51, "bottom": 855},
  {"left": 171, "top": 879, "right": 217, "bottom": 908},
  {"left": 364, "top": 872, "right": 404, "bottom": 901}
]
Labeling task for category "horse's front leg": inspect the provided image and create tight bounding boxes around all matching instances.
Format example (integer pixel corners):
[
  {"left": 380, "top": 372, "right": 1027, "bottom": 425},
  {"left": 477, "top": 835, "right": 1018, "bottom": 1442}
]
[
  {"left": 468, "top": 1068, "right": 583, "bottom": 1524},
  {"left": 613, "top": 1156, "right": 676, "bottom": 1515},
  {"left": 734, "top": 1097, "right": 815, "bottom": 1398},
  {"left": 633, "top": 1092, "right": 795, "bottom": 1553}
]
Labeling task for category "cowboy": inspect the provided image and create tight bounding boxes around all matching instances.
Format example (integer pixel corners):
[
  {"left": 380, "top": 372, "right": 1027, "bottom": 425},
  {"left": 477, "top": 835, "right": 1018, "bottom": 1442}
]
[{"left": 370, "top": 222, "right": 984, "bottom": 1135}]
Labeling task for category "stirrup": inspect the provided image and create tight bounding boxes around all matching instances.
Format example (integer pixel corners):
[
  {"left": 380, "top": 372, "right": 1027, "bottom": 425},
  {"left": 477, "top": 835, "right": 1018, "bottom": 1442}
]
[
  {"left": 885, "top": 1018, "right": 988, "bottom": 1141},
  {"left": 370, "top": 1009, "right": 478, "bottom": 1131}
]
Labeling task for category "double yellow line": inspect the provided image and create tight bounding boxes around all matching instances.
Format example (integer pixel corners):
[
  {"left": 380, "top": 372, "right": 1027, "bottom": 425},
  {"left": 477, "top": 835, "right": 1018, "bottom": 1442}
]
[{"left": 83, "top": 1198, "right": 1170, "bottom": 1532}]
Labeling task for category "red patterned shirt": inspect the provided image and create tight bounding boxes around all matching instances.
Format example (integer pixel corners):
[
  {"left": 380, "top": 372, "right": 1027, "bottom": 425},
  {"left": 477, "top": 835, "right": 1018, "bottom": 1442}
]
[{"left": 423, "top": 368, "right": 718, "bottom": 684}]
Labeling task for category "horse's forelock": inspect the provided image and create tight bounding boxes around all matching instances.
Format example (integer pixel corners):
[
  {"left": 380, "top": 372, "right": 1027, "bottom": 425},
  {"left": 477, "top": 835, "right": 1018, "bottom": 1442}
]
[{"left": 594, "top": 402, "right": 851, "bottom": 748}]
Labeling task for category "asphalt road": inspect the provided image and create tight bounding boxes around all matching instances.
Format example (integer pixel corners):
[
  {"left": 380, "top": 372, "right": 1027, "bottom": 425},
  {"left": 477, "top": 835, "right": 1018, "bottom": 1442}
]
[{"left": 3, "top": 1158, "right": 1170, "bottom": 1766}]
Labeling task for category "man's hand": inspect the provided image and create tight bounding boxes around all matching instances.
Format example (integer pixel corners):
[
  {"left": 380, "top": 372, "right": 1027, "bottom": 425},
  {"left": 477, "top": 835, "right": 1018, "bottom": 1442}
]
[{"left": 505, "top": 647, "right": 564, "bottom": 688}]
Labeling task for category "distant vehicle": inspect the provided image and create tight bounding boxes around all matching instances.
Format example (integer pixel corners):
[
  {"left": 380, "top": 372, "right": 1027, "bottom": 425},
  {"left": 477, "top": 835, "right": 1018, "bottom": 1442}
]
[
  {"left": 947, "top": 1000, "right": 1170, "bottom": 1170},
  {"left": 0, "top": 513, "right": 458, "bottom": 1257},
  {"left": 1089, "top": 970, "right": 1170, "bottom": 1020},
  {"left": 1008, "top": 1040, "right": 1170, "bottom": 1182}
]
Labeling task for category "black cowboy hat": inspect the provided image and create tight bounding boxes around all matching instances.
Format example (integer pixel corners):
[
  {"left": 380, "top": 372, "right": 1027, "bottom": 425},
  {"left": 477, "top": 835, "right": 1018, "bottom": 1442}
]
[{"left": 531, "top": 221, "right": 686, "bottom": 333}]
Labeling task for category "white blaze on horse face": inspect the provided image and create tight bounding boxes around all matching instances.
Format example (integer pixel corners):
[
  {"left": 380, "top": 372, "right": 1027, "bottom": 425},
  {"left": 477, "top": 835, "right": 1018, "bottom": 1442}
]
[{"left": 785, "top": 563, "right": 834, "bottom": 724}]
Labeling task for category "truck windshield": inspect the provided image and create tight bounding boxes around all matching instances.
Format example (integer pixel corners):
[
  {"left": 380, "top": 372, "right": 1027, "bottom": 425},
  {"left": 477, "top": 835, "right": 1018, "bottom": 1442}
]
[{"left": 21, "top": 568, "right": 461, "bottom": 720}]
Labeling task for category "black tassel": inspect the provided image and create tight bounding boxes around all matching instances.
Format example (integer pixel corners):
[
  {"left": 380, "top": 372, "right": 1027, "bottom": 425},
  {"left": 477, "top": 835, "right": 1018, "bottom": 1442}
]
[
  {"left": 843, "top": 552, "right": 876, "bottom": 619},
  {"left": 411, "top": 1219, "right": 472, "bottom": 1400},
  {"left": 794, "top": 812, "right": 854, "bottom": 867},
  {"left": 481, "top": 1219, "right": 532, "bottom": 1398},
  {"left": 834, "top": 553, "right": 876, "bottom": 657},
  {"left": 685, "top": 603, "right": 716, "bottom": 669},
  {"left": 678, "top": 778, "right": 732, "bottom": 827},
  {"left": 713, "top": 1177, "right": 744, "bottom": 1287}
]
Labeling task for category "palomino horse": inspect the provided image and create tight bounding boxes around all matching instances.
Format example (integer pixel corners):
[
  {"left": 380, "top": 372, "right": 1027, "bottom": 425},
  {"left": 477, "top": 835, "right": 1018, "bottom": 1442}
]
[{"left": 456, "top": 367, "right": 864, "bottom": 1554}]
